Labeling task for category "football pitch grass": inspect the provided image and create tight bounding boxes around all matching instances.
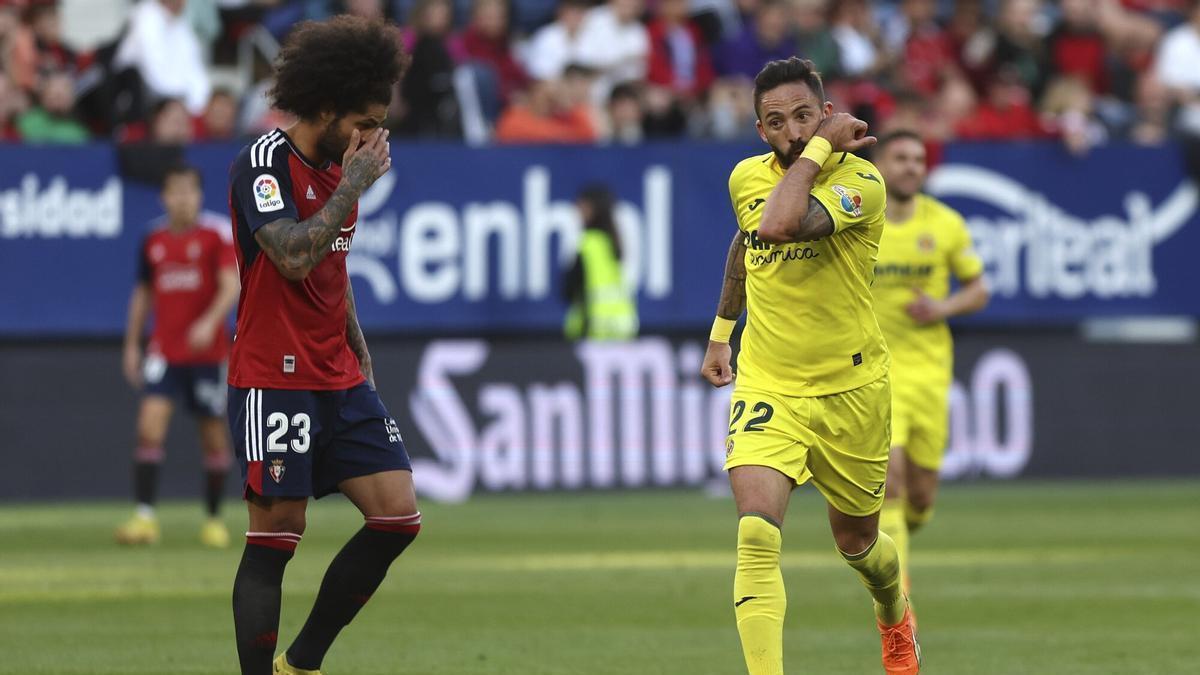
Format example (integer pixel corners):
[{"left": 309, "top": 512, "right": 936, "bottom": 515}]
[{"left": 1, "top": 480, "right": 1196, "bottom": 674}]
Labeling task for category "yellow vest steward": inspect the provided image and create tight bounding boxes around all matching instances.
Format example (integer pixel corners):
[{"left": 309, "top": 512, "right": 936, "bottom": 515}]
[{"left": 564, "top": 230, "right": 638, "bottom": 340}]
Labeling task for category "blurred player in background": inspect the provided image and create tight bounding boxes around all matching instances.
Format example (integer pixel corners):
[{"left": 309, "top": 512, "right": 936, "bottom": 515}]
[
  {"left": 563, "top": 184, "right": 639, "bottom": 340},
  {"left": 225, "top": 17, "right": 418, "bottom": 675},
  {"left": 871, "top": 130, "right": 989, "bottom": 599},
  {"left": 701, "top": 58, "right": 920, "bottom": 674},
  {"left": 117, "top": 163, "right": 239, "bottom": 548}
]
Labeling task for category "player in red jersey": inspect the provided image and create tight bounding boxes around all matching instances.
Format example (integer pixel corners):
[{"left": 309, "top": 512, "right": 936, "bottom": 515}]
[
  {"left": 225, "top": 17, "right": 418, "bottom": 675},
  {"left": 117, "top": 164, "right": 239, "bottom": 548}
]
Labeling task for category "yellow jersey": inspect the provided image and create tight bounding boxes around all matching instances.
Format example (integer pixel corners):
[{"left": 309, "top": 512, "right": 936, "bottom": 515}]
[
  {"left": 729, "top": 150, "right": 889, "bottom": 398},
  {"left": 872, "top": 194, "right": 983, "bottom": 386}
]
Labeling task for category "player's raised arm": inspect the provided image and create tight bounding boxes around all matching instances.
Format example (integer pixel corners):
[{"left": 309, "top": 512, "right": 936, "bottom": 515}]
[
  {"left": 701, "top": 229, "right": 747, "bottom": 388},
  {"left": 758, "top": 113, "right": 876, "bottom": 244},
  {"left": 253, "top": 127, "right": 391, "bottom": 282},
  {"left": 345, "top": 278, "right": 374, "bottom": 387}
]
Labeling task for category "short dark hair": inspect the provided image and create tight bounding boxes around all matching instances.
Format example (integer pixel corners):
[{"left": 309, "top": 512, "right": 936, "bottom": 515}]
[
  {"left": 269, "top": 16, "right": 407, "bottom": 120},
  {"left": 609, "top": 82, "right": 641, "bottom": 105},
  {"left": 151, "top": 97, "right": 186, "bottom": 119},
  {"left": 875, "top": 129, "right": 924, "bottom": 155},
  {"left": 162, "top": 163, "right": 202, "bottom": 189},
  {"left": 753, "top": 57, "right": 825, "bottom": 117}
]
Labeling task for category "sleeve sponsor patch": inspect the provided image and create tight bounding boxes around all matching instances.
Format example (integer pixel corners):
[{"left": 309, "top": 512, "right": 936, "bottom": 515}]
[
  {"left": 831, "top": 184, "right": 862, "bottom": 217},
  {"left": 253, "top": 174, "right": 285, "bottom": 213}
]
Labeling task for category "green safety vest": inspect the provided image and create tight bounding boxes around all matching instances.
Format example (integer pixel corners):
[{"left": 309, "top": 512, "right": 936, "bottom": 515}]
[{"left": 564, "top": 230, "right": 639, "bottom": 340}]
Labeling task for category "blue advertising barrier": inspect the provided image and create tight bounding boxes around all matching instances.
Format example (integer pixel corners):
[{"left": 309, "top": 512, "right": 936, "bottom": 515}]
[{"left": 1, "top": 141, "right": 1197, "bottom": 336}]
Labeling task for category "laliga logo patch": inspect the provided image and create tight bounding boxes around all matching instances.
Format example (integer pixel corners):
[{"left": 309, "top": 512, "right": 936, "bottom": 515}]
[
  {"left": 726, "top": 437, "right": 735, "bottom": 457},
  {"left": 269, "top": 458, "right": 286, "bottom": 483},
  {"left": 254, "top": 174, "right": 284, "bottom": 213},
  {"left": 832, "top": 184, "right": 862, "bottom": 217}
]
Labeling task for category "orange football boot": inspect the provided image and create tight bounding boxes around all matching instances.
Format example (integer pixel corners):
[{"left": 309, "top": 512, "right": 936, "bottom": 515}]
[{"left": 879, "top": 605, "right": 921, "bottom": 674}]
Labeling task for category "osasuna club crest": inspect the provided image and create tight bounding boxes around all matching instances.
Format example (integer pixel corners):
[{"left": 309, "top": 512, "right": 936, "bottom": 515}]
[{"left": 269, "top": 459, "right": 286, "bottom": 483}]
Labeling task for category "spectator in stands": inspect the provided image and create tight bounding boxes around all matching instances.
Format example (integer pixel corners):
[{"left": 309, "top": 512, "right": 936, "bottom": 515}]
[
  {"left": 396, "top": 0, "right": 461, "bottom": 138},
  {"left": 1095, "top": 0, "right": 1162, "bottom": 103},
  {"left": 1155, "top": 0, "right": 1200, "bottom": 175},
  {"left": 714, "top": 0, "right": 792, "bottom": 79},
  {"left": 955, "top": 67, "right": 1045, "bottom": 139},
  {"left": 946, "top": 0, "right": 995, "bottom": 92},
  {"left": 343, "top": 0, "right": 387, "bottom": 19},
  {"left": 991, "top": 0, "right": 1047, "bottom": 96},
  {"left": 604, "top": 80, "right": 644, "bottom": 144},
  {"left": 705, "top": 76, "right": 756, "bottom": 139},
  {"left": 117, "top": 96, "right": 194, "bottom": 144},
  {"left": 575, "top": 0, "right": 649, "bottom": 92},
  {"left": 117, "top": 97, "right": 193, "bottom": 184},
  {"left": 646, "top": 0, "right": 715, "bottom": 101},
  {"left": 114, "top": 0, "right": 212, "bottom": 115},
  {"left": 26, "top": 0, "right": 76, "bottom": 76},
  {"left": 1046, "top": 0, "right": 1110, "bottom": 94},
  {"left": 890, "top": 0, "right": 956, "bottom": 96},
  {"left": 151, "top": 97, "right": 195, "bottom": 144},
  {"left": 928, "top": 72, "right": 978, "bottom": 141},
  {"left": 562, "top": 62, "right": 603, "bottom": 126},
  {"left": 522, "top": 0, "right": 590, "bottom": 81},
  {"left": 0, "top": 71, "right": 29, "bottom": 141},
  {"left": 2, "top": 0, "right": 37, "bottom": 92},
  {"left": 198, "top": 88, "right": 238, "bottom": 141},
  {"left": 16, "top": 69, "right": 88, "bottom": 143},
  {"left": 1040, "top": 74, "right": 1109, "bottom": 154},
  {"left": 459, "top": 0, "right": 529, "bottom": 104},
  {"left": 1128, "top": 71, "right": 1170, "bottom": 145},
  {"left": 830, "top": 0, "right": 884, "bottom": 78},
  {"left": 792, "top": 0, "right": 840, "bottom": 80},
  {"left": 878, "top": 90, "right": 940, "bottom": 148},
  {"left": 494, "top": 74, "right": 596, "bottom": 143}
]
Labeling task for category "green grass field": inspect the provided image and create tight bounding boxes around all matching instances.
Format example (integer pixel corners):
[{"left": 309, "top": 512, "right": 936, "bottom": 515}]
[{"left": 1, "top": 481, "right": 1197, "bottom": 674}]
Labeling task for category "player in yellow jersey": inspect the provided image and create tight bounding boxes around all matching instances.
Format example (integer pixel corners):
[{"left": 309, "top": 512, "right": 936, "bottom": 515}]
[
  {"left": 871, "top": 131, "right": 989, "bottom": 599},
  {"left": 700, "top": 58, "right": 919, "bottom": 675}
]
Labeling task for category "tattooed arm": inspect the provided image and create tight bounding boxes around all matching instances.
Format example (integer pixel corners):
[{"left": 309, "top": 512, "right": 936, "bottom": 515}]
[
  {"left": 715, "top": 229, "right": 748, "bottom": 320},
  {"left": 701, "top": 230, "right": 747, "bottom": 387},
  {"left": 254, "top": 128, "right": 391, "bottom": 282},
  {"left": 345, "top": 278, "right": 374, "bottom": 387}
]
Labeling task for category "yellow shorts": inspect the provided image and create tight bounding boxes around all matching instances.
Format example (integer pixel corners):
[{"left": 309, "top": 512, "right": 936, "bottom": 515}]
[
  {"left": 724, "top": 376, "right": 891, "bottom": 517},
  {"left": 891, "top": 378, "right": 949, "bottom": 471}
]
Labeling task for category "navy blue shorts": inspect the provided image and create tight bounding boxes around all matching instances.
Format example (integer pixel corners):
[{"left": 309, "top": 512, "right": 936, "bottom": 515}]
[
  {"left": 227, "top": 383, "right": 411, "bottom": 499},
  {"left": 142, "top": 355, "right": 226, "bottom": 418}
]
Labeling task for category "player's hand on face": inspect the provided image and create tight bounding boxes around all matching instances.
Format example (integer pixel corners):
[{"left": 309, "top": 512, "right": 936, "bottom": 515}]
[
  {"left": 122, "top": 343, "right": 142, "bottom": 389},
  {"left": 905, "top": 288, "right": 944, "bottom": 325},
  {"left": 341, "top": 127, "right": 392, "bottom": 195},
  {"left": 815, "top": 112, "right": 877, "bottom": 153},
  {"left": 701, "top": 341, "right": 734, "bottom": 388},
  {"left": 187, "top": 317, "right": 218, "bottom": 352}
]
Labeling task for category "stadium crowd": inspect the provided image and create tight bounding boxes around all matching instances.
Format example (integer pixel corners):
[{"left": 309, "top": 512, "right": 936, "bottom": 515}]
[{"left": 1, "top": 0, "right": 1199, "bottom": 153}]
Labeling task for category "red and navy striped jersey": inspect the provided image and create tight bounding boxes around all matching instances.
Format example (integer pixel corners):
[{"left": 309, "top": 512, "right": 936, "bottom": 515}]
[{"left": 226, "top": 129, "right": 364, "bottom": 390}]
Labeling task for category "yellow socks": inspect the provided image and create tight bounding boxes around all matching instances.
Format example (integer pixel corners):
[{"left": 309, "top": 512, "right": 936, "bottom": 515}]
[
  {"left": 734, "top": 514, "right": 786, "bottom": 675},
  {"left": 878, "top": 500, "right": 910, "bottom": 592},
  {"left": 905, "top": 501, "right": 933, "bottom": 533},
  {"left": 840, "top": 531, "right": 907, "bottom": 626}
]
